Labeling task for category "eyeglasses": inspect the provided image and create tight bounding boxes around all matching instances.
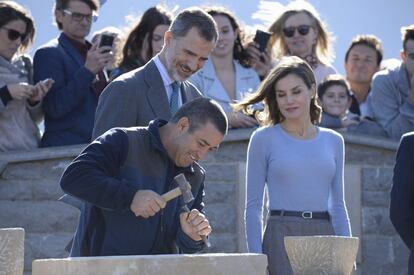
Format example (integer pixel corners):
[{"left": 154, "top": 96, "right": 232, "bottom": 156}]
[
  {"left": 1, "top": 27, "right": 28, "bottom": 42},
  {"left": 282, "top": 25, "right": 312, "bottom": 38},
  {"left": 62, "top": 9, "right": 98, "bottom": 23}
]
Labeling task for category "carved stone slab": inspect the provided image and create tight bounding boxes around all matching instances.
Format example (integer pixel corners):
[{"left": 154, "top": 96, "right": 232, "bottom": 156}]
[
  {"left": 33, "top": 253, "right": 268, "bottom": 275},
  {"left": 0, "top": 228, "right": 25, "bottom": 275},
  {"left": 284, "top": 236, "right": 359, "bottom": 275}
]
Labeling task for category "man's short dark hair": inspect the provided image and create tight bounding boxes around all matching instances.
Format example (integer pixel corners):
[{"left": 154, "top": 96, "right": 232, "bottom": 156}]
[
  {"left": 54, "top": 0, "right": 99, "bottom": 30},
  {"left": 169, "top": 7, "right": 218, "bottom": 43},
  {"left": 401, "top": 25, "right": 414, "bottom": 51},
  {"left": 171, "top": 98, "right": 228, "bottom": 136},
  {"left": 345, "top": 35, "right": 383, "bottom": 66}
]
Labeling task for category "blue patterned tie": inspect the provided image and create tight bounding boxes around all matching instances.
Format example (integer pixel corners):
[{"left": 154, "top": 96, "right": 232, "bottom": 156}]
[{"left": 170, "top": 81, "right": 180, "bottom": 115}]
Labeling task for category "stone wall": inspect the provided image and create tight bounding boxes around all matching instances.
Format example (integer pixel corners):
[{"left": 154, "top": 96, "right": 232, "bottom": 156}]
[{"left": 0, "top": 129, "right": 409, "bottom": 274}]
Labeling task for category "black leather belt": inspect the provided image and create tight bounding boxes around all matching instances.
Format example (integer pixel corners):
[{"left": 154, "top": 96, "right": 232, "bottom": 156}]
[{"left": 270, "top": 210, "right": 330, "bottom": 220}]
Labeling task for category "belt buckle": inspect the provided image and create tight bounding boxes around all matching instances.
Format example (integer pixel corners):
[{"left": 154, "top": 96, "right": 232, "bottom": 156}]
[{"left": 302, "top": 211, "right": 312, "bottom": 219}]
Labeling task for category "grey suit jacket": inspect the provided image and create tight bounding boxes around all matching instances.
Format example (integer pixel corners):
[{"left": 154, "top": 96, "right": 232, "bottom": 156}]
[{"left": 92, "top": 60, "right": 202, "bottom": 139}]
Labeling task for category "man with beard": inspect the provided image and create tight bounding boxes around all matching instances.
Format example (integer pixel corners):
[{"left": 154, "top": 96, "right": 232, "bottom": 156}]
[{"left": 92, "top": 8, "right": 218, "bottom": 138}]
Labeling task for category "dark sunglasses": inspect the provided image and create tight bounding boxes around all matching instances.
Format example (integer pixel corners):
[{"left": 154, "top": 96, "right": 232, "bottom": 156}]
[
  {"left": 282, "top": 25, "right": 312, "bottom": 38},
  {"left": 63, "top": 9, "right": 98, "bottom": 23},
  {"left": 1, "top": 27, "right": 28, "bottom": 42}
]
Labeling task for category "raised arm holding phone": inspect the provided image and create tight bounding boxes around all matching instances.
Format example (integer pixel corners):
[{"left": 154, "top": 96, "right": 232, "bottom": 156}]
[{"left": 0, "top": 1, "right": 54, "bottom": 152}]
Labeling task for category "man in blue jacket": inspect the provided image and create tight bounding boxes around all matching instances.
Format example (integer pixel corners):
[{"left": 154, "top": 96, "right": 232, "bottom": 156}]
[
  {"left": 60, "top": 98, "right": 228, "bottom": 256},
  {"left": 33, "top": 0, "right": 113, "bottom": 147}
]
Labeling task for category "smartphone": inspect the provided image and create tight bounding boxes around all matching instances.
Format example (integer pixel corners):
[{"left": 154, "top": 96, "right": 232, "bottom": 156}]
[
  {"left": 253, "top": 30, "right": 271, "bottom": 52},
  {"left": 98, "top": 34, "right": 114, "bottom": 53}
]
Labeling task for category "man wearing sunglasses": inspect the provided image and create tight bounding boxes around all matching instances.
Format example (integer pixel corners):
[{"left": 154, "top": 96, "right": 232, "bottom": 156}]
[
  {"left": 368, "top": 25, "right": 414, "bottom": 140},
  {"left": 33, "top": 0, "right": 113, "bottom": 147}
]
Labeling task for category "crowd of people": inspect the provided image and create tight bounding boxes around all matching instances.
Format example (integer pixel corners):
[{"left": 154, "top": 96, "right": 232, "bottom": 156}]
[{"left": 1, "top": 0, "right": 414, "bottom": 274}]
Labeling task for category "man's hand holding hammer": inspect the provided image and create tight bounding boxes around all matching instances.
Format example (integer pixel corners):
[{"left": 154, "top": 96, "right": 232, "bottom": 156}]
[
  {"left": 130, "top": 190, "right": 166, "bottom": 218},
  {"left": 180, "top": 209, "right": 212, "bottom": 242}
]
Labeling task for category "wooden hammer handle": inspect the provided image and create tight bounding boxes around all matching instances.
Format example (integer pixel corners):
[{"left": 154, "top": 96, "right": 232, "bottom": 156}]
[{"left": 161, "top": 187, "right": 182, "bottom": 202}]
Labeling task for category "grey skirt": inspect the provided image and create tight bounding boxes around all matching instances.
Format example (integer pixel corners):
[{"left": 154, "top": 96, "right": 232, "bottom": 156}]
[{"left": 262, "top": 215, "right": 335, "bottom": 275}]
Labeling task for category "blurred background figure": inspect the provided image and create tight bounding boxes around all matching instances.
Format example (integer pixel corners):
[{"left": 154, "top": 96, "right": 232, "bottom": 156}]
[
  {"left": 111, "top": 5, "right": 172, "bottom": 78},
  {"left": 318, "top": 74, "right": 356, "bottom": 129},
  {"left": 344, "top": 34, "right": 383, "bottom": 116},
  {"left": 248, "top": 0, "right": 336, "bottom": 84},
  {"left": 91, "top": 26, "right": 121, "bottom": 78},
  {"left": 368, "top": 24, "right": 414, "bottom": 140},
  {"left": 190, "top": 6, "right": 259, "bottom": 128},
  {"left": 318, "top": 74, "right": 387, "bottom": 137},
  {"left": 0, "top": 0, "right": 53, "bottom": 152}
]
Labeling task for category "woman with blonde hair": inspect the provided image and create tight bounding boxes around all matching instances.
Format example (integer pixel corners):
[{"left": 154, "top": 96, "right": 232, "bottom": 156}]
[
  {"left": 235, "top": 56, "right": 351, "bottom": 274},
  {"left": 248, "top": 0, "right": 336, "bottom": 84}
]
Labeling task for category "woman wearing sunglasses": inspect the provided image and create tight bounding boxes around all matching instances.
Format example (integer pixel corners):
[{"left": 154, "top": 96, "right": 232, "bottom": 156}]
[
  {"left": 0, "top": 1, "right": 53, "bottom": 152},
  {"left": 235, "top": 56, "right": 351, "bottom": 274},
  {"left": 249, "top": 0, "right": 336, "bottom": 84}
]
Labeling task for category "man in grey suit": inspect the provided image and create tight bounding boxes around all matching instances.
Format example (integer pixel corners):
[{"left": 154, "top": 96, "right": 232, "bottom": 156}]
[{"left": 92, "top": 8, "right": 218, "bottom": 138}]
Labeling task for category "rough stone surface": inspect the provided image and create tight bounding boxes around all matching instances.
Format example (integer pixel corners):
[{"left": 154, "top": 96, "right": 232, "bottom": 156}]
[
  {"left": 1, "top": 159, "right": 70, "bottom": 180},
  {"left": 362, "top": 207, "right": 395, "bottom": 235},
  {"left": 362, "top": 190, "right": 390, "bottom": 207},
  {"left": 0, "top": 201, "right": 79, "bottom": 232},
  {"left": 205, "top": 233, "right": 237, "bottom": 253},
  {"left": 202, "top": 163, "right": 240, "bottom": 182},
  {"left": 204, "top": 183, "right": 237, "bottom": 204},
  {"left": 32, "top": 253, "right": 268, "bottom": 275},
  {"left": 362, "top": 167, "right": 393, "bottom": 191},
  {"left": 205, "top": 203, "right": 236, "bottom": 233},
  {"left": 284, "top": 236, "right": 359, "bottom": 275},
  {"left": 362, "top": 235, "right": 394, "bottom": 274},
  {"left": 0, "top": 228, "right": 25, "bottom": 275},
  {"left": 0, "top": 180, "right": 32, "bottom": 200}
]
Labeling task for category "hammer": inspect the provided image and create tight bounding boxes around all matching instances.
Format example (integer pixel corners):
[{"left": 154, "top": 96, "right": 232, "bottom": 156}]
[{"left": 161, "top": 173, "right": 211, "bottom": 248}]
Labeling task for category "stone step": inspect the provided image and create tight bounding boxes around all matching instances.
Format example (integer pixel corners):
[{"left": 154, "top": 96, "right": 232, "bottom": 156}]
[{"left": 0, "top": 201, "right": 79, "bottom": 233}]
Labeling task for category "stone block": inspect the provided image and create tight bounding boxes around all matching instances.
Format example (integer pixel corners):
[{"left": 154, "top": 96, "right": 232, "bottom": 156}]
[
  {"left": 207, "top": 142, "right": 248, "bottom": 162},
  {"left": 204, "top": 233, "right": 237, "bottom": 253},
  {"left": 0, "top": 228, "right": 25, "bottom": 275},
  {"left": 362, "top": 235, "right": 393, "bottom": 272},
  {"left": 32, "top": 253, "right": 268, "bottom": 275},
  {"left": 0, "top": 201, "right": 79, "bottom": 233},
  {"left": 361, "top": 167, "right": 393, "bottom": 191},
  {"left": 32, "top": 180, "right": 63, "bottom": 201},
  {"left": 204, "top": 183, "right": 236, "bottom": 204},
  {"left": 362, "top": 207, "right": 394, "bottom": 235},
  {"left": 0, "top": 180, "right": 32, "bottom": 200},
  {"left": 2, "top": 159, "right": 71, "bottom": 180},
  {"left": 362, "top": 190, "right": 390, "bottom": 207},
  {"left": 205, "top": 203, "right": 236, "bottom": 233},
  {"left": 345, "top": 144, "right": 395, "bottom": 166},
  {"left": 24, "top": 232, "right": 73, "bottom": 272},
  {"left": 284, "top": 236, "right": 359, "bottom": 275},
  {"left": 391, "top": 236, "right": 410, "bottom": 268},
  {"left": 203, "top": 164, "right": 240, "bottom": 182}
]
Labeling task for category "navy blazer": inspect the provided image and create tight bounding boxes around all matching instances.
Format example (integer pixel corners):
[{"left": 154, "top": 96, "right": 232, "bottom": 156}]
[
  {"left": 390, "top": 132, "right": 414, "bottom": 274},
  {"left": 33, "top": 33, "right": 98, "bottom": 147}
]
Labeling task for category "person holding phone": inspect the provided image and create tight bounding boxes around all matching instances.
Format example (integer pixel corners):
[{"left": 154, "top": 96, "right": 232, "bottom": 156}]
[
  {"left": 190, "top": 6, "right": 260, "bottom": 128},
  {"left": 33, "top": 0, "right": 112, "bottom": 147},
  {"left": 0, "top": 1, "right": 54, "bottom": 152},
  {"left": 248, "top": 0, "right": 337, "bottom": 85}
]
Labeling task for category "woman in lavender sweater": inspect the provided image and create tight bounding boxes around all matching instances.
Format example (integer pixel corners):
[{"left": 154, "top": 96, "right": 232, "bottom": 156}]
[{"left": 234, "top": 56, "right": 351, "bottom": 275}]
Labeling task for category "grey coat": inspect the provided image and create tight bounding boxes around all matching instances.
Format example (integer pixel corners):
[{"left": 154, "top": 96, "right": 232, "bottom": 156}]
[{"left": 93, "top": 59, "right": 202, "bottom": 138}]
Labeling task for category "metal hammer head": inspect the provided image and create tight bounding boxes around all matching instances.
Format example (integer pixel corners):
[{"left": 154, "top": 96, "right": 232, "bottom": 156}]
[{"left": 174, "top": 173, "right": 194, "bottom": 204}]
